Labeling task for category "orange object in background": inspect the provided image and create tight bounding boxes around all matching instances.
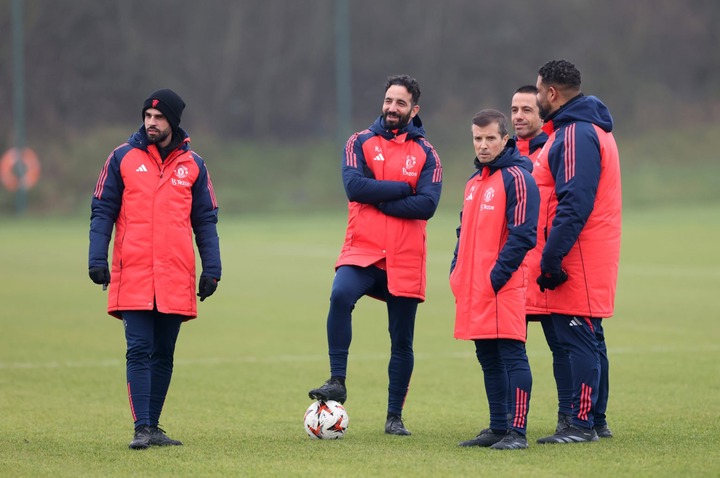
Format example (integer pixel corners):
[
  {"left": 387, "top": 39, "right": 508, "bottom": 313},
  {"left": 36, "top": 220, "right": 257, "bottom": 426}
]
[{"left": 0, "top": 148, "right": 40, "bottom": 191}]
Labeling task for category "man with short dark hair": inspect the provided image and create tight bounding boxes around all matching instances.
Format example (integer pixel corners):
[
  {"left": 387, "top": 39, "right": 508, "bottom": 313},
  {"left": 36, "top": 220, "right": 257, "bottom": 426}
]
[
  {"left": 308, "top": 75, "right": 443, "bottom": 436},
  {"left": 526, "top": 60, "right": 621, "bottom": 444},
  {"left": 511, "top": 85, "right": 547, "bottom": 161},
  {"left": 89, "top": 88, "right": 221, "bottom": 449},
  {"left": 451, "top": 109, "right": 539, "bottom": 450}
]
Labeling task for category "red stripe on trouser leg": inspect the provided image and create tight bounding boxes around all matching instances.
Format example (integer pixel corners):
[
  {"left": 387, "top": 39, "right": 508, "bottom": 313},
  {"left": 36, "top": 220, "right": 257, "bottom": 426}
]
[
  {"left": 513, "top": 388, "right": 528, "bottom": 429},
  {"left": 578, "top": 383, "right": 592, "bottom": 421},
  {"left": 127, "top": 382, "right": 137, "bottom": 422}
]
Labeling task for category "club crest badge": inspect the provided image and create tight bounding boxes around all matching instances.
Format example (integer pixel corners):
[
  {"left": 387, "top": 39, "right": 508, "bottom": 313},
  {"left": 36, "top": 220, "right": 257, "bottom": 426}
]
[
  {"left": 405, "top": 155, "right": 417, "bottom": 170},
  {"left": 175, "top": 165, "right": 189, "bottom": 179},
  {"left": 483, "top": 187, "right": 495, "bottom": 203}
]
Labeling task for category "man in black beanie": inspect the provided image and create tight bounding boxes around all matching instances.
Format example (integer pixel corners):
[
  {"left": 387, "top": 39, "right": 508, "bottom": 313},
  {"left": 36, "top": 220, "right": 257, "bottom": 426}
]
[
  {"left": 143, "top": 89, "right": 185, "bottom": 132},
  {"left": 89, "top": 88, "right": 222, "bottom": 449},
  {"left": 141, "top": 88, "right": 187, "bottom": 160}
]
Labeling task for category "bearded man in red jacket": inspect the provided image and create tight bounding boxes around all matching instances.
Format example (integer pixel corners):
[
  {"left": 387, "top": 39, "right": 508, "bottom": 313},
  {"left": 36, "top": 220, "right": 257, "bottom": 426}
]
[
  {"left": 526, "top": 60, "right": 622, "bottom": 444},
  {"left": 89, "top": 89, "right": 221, "bottom": 449},
  {"left": 308, "top": 75, "right": 443, "bottom": 436}
]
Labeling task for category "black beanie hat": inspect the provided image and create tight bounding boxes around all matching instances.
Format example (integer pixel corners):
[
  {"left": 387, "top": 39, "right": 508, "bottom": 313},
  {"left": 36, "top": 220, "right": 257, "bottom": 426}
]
[{"left": 142, "top": 88, "right": 185, "bottom": 131}]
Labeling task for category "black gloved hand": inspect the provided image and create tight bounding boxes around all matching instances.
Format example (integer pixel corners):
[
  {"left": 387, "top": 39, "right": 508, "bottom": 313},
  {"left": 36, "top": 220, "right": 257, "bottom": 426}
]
[
  {"left": 197, "top": 276, "right": 218, "bottom": 302},
  {"left": 89, "top": 266, "right": 110, "bottom": 286},
  {"left": 536, "top": 269, "right": 568, "bottom": 292}
]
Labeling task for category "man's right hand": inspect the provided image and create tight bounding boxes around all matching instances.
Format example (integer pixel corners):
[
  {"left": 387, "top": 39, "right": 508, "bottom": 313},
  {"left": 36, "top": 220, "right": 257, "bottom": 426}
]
[{"left": 89, "top": 266, "right": 110, "bottom": 286}]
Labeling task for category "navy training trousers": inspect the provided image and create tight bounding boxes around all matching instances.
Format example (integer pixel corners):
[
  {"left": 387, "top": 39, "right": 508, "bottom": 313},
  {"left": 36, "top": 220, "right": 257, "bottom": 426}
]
[
  {"left": 326, "top": 265, "right": 418, "bottom": 415},
  {"left": 475, "top": 339, "right": 532, "bottom": 435},
  {"left": 539, "top": 314, "right": 609, "bottom": 427},
  {"left": 122, "top": 310, "right": 183, "bottom": 428},
  {"left": 551, "top": 313, "right": 603, "bottom": 429}
]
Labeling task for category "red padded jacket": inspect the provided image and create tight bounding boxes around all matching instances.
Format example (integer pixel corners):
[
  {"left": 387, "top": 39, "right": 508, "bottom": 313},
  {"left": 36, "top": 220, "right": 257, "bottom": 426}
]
[
  {"left": 335, "top": 115, "right": 442, "bottom": 301},
  {"left": 451, "top": 143, "right": 539, "bottom": 341},
  {"left": 89, "top": 127, "right": 221, "bottom": 319},
  {"left": 525, "top": 95, "right": 621, "bottom": 318}
]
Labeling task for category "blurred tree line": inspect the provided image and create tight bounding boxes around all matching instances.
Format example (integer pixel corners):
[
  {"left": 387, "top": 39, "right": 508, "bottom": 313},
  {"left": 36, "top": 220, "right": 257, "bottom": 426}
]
[
  {"left": 2, "top": 0, "right": 718, "bottom": 140},
  {"left": 0, "top": 0, "right": 718, "bottom": 214}
]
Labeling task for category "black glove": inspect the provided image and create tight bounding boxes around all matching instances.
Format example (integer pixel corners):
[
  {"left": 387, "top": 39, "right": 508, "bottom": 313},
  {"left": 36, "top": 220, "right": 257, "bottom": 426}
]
[
  {"left": 536, "top": 269, "right": 568, "bottom": 292},
  {"left": 197, "top": 276, "right": 218, "bottom": 302},
  {"left": 89, "top": 266, "right": 110, "bottom": 286}
]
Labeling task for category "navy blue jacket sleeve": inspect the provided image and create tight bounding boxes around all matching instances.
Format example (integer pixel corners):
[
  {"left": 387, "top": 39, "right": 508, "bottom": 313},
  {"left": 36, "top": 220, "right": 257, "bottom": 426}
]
[
  {"left": 377, "top": 139, "right": 443, "bottom": 220},
  {"left": 88, "top": 147, "right": 127, "bottom": 268},
  {"left": 490, "top": 166, "right": 539, "bottom": 292},
  {"left": 342, "top": 133, "right": 414, "bottom": 203},
  {"left": 541, "top": 122, "right": 601, "bottom": 273},
  {"left": 191, "top": 154, "right": 222, "bottom": 281}
]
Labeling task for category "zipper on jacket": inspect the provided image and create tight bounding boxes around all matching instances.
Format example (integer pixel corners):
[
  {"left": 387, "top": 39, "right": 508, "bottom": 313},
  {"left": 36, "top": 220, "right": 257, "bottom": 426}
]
[
  {"left": 148, "top": 149, "right": 164, "bottom": 178},
  {"left": 159, "top": 150, "right": 183, "bottom": 179}
]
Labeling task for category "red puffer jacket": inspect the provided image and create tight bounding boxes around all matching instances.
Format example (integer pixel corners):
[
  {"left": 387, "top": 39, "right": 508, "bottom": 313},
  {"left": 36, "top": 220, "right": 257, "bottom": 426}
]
[
  {"left": 89, "top": 127, "right": 221, "bottom": 319},
  {"left": 451, "top": 143, "right": 539, "bottom": 341},
  {"left": 335, "top": 115, "right": 442, "bottom": 301},
  {"left": 525, "top": 95, "right": 621, "bottom": 318}
]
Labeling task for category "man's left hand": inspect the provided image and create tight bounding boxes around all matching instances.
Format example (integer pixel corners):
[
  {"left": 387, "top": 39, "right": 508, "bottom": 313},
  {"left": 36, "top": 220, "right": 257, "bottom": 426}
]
[
  {"left": 537, "top": 269, "right": 568, "bottom": 292},
  {"left": 198, "top": 276, "right": 218, "bottom": 302}
]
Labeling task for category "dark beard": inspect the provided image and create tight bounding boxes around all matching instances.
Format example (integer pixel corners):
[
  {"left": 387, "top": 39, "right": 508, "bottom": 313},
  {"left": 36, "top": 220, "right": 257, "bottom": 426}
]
[
  {"left": 538, "top": 105, "right": 551, "bottom": 121},
  {"left": 382, "top": 111, "right": 411, "bottom": 129},
  {"left": 147, "top": 129, "right": 170, "bottom": 145}
]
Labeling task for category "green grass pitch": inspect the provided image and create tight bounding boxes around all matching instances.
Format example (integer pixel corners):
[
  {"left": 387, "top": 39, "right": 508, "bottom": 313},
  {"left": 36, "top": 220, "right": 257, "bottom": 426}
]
[{"left": 1, "top": 205, "right": 719, "bottom": 476}]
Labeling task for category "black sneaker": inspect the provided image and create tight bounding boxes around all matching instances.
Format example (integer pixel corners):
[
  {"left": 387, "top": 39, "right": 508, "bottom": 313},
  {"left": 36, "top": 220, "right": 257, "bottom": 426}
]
[
  {"left": 490, "top": 430, "right": 529, "bottom": 450},
  {"left": 308, "top": 378, "right": 347, "bottom": 404},
  {"left": 385, "top": 414, "right": 411, "bottom": 436},
  {"left": 129, "top": 425, "right": 152, "bottom": 450},
  {"left": 594, "top": 424, "right": 613, "bottom": 438},
  {"left": 537, "top": 424, "right": 599, "bottom": 444},
  {"left": 556, "top": 412, "right": 571, "bottom": 433},
  {"left": 458, "top": 428, "right": 507, "bottom": 447},
  {"left": 149, "top": 426, "right": 183, "bottom": 446}
]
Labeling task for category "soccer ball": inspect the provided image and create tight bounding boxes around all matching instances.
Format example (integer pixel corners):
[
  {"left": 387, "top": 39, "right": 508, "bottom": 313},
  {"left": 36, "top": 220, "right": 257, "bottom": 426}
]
[{"left": 303, "top": 400, "right": 349, "bottom": 439}]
